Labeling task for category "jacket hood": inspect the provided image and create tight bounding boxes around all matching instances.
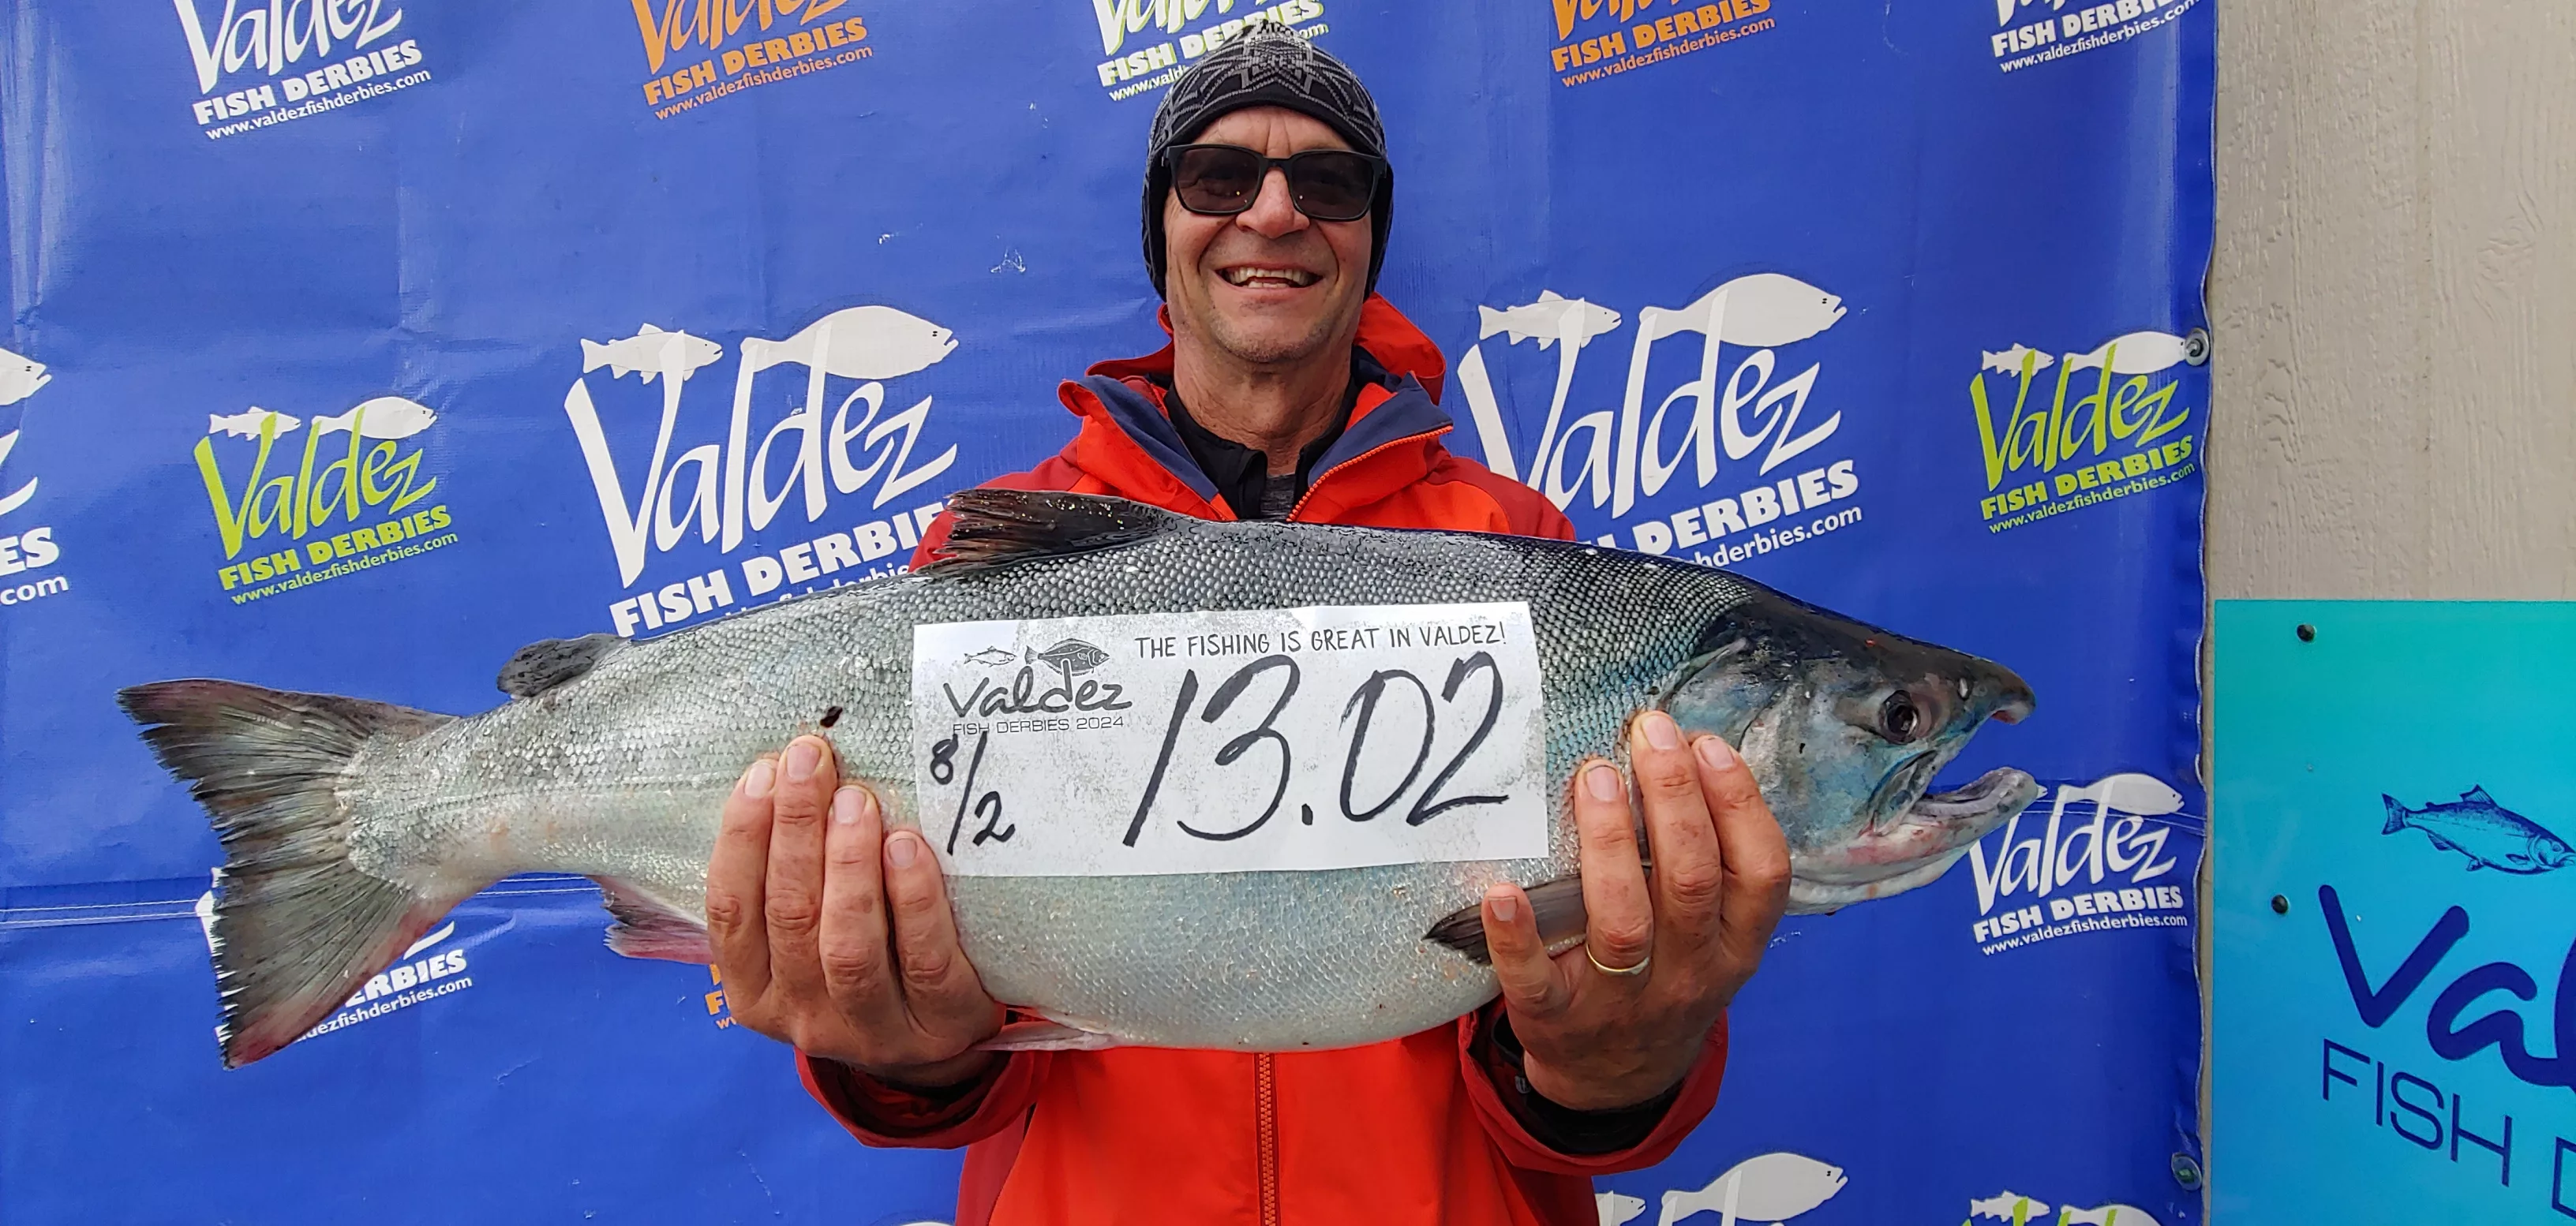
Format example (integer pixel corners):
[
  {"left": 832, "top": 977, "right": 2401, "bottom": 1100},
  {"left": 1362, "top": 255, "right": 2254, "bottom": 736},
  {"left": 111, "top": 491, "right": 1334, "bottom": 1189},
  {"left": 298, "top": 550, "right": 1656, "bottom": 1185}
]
[{"left": 1054, "top": 295, "right": 1457, "bottom": 520}]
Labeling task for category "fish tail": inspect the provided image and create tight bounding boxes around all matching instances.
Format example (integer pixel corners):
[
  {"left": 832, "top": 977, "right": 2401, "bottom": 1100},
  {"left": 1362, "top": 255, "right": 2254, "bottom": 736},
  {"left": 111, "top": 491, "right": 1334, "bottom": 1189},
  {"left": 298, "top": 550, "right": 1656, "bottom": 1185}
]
[
  {"left": 1425, "top": 875, "right": 1589, "bottom": 963},
  {"left": 1477, "top": 305, "right": 1503, "bottom": 338},
  {"left": 580, "top": 338, "right": 608, "bottom": 372},
  {"left": 118, "top": 679, "right": 466, "bottom": 1067},
  {"left": 2382, "top": 794, "right": 2409, "bottom": 835}
]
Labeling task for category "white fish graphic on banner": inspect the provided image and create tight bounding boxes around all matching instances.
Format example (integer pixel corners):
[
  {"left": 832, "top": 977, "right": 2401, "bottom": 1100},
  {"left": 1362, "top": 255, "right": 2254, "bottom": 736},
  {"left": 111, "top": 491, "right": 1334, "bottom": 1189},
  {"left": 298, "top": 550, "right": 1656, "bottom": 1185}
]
[
  {"left": 1969, "top": 1190, "right": 2053, "bottom": 1221},
  {"left": 0, "top": 346, "right": 49, "bottom": 406},
  {"left": 1657, "top": 1151, "right": 1846, "bottom": 1226},
  {"left": 313, "top": 397, "right": 438, "bottom": 440},
  {"left": 207, "top": 409, "right": 301, "bottom": 439},
  {"left": 1597, "top": 1190, "right": 1647, "bottom": 1225},
  {"left": 2063, "top": 1205, "right": 2164, "bottom": 1226},
  {"left": 1480, "top": 290, "right": 1624, "bottom": 349},
  {"left": 582, "top": 324, "right": 725, "bottom": 383},
  {"left": 1981, "top": 344, "right": 2054, "bottom": 375},
  {"left": 740, "top": 305, "right": 959, "bottom": 378},
  {"left": 2064, "top": 330, "right": 2189, "bottom": 375},
  {"left": 1684, "top": 272, "right": 1847, "bottom": 347}
]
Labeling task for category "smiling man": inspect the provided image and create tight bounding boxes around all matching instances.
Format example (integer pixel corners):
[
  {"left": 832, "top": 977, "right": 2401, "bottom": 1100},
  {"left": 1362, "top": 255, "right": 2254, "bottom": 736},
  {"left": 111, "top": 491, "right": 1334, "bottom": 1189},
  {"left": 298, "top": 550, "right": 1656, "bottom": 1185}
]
[{"left": 703, "top": 27, "right": 1792, "bottom": 1226}]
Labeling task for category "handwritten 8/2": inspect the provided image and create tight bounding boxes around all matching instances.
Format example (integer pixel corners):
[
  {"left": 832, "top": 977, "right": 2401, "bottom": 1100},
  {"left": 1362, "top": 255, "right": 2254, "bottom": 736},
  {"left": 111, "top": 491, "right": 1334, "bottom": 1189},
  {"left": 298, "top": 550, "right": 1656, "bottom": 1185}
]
[{"left": 926, "top": 649, "right": 1515, "bottom": 856}]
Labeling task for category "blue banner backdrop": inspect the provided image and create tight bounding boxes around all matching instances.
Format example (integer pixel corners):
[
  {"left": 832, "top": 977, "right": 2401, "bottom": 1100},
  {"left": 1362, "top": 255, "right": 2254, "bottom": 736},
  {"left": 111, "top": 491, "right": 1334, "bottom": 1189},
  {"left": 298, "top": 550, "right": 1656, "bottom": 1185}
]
[{"left": 0, "top": 2, "right": 2211, "bottom": 1222}]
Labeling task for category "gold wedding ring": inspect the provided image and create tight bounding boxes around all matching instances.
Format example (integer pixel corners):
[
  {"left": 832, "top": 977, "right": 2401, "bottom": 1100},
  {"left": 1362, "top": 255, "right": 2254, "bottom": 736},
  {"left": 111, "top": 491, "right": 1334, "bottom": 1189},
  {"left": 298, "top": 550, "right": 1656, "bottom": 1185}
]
[{"left": 1585, "top": 944, "right": 1651, "bottom": 977}]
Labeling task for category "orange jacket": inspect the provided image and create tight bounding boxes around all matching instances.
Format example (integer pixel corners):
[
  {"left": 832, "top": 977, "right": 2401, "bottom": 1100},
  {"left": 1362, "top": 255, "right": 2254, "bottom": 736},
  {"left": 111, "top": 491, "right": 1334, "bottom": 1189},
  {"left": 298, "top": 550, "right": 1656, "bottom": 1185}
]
[{"left": 799, "top": 297, "right": 1729, "bottom": 1226}]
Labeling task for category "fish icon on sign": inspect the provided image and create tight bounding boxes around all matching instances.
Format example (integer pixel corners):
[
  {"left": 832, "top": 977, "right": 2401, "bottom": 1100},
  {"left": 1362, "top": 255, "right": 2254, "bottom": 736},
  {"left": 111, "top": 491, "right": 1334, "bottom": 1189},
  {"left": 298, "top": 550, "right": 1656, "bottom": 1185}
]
[
  {"left": 2063, "top": 330, "right": 2189, "bottom": 375},
  {"left": 962, "top": 647, "right": 1018, "bottom": 667},
  {"left": 740, "top": 305, "right": 958, "bottom": 379},
  {"left": 1968, "top": 1190, "right": 2051, "bottom": 1222},
  {"left": 2062, "top": 1205, "right": 2164, "bottom": 1226},
  {"left": 582, "top": 324, "right": 725, "bottom": 384},
  {"left": 313, "top": 396, "right": 438, "bottom": 440},
  {"left": 1672, "top": 273, "right": 1848, "bottom": 348},
  {"left": 1596, "top": 1189, "right": 1646, "bottom": 1225},
  {"left": 1657, "top": 1151, "right": 1845, "bottom": 1226},
  {"left": 0, "top": 346, "right": 49, "bottom": 406},
  {"left": 1981, "top": 344, "right": 2054, "bottom": 375},
  {"left": 1479, "top": 290, "right": 1623, "bottom": 350},
  {"left": 2384, "top": 787, "right": 2575, "bottom": 873},
  {"left": 208, "top": 409, "right": 301, "bottom": 439}
]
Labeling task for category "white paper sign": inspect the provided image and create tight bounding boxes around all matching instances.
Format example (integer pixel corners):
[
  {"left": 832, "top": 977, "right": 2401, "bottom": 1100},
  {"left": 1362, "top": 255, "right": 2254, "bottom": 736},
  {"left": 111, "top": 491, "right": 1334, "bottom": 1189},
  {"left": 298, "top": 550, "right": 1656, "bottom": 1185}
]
[{"left": 909, "top": 602, "right": 1548, "bottom": 877}]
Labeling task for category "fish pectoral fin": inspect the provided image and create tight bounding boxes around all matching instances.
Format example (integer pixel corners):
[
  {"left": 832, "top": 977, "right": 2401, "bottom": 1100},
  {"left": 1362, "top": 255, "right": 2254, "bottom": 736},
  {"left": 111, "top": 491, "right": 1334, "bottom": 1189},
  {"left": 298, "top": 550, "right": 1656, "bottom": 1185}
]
[
  {"left": 921, "top": 489, "right": 1190, "bottom": 576},
  {"left": 593, "top": 877, "right": 712, "bottom": 963},
  {"left": 976, "top": 1015, "right": 1122, "bottom": 1052},
  {"left": 1424, "top": 875, "right": 1589, "bottom": 965},
  {"left": 498, "top": 633, "right": 627, "bottom": 698}
]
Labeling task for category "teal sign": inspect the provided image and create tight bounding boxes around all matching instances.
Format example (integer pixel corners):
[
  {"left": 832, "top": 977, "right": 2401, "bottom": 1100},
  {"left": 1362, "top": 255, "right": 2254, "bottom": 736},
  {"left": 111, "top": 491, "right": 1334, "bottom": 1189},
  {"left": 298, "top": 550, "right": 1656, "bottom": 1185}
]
[{"left": 2215, "top": 601, "right": 2576, "bottom": 1222}]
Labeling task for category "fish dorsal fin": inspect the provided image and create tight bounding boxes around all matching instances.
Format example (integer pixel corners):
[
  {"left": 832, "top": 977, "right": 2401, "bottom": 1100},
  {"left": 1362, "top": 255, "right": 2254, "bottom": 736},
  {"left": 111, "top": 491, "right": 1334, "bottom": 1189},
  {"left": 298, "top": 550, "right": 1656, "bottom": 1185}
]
[
  {"left": 638, "top": 323, "right": 665, "bottom": 335},
  {"left": 2464, "top": 786, "right": 2496, "bottom": 804},
  {"left": 921, "top": 490, "right": 1186, "bottom": 575},
  {"left": 497, "top": 633, "right": 624, "bottom": 698}
]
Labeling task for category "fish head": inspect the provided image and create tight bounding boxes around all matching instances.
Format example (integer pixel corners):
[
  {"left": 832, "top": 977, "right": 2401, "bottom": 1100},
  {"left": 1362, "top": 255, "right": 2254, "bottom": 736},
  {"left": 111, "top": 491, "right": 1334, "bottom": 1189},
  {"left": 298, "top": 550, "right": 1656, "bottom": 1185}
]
[{"left": 1661, "top": 585, "right": 2038, "bottom": 906}]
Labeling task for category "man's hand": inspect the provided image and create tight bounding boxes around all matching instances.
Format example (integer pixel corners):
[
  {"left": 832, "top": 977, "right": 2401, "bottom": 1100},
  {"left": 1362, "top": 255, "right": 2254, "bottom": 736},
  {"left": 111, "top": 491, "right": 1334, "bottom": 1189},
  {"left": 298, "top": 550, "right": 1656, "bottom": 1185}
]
[
  {"left": 706, "top": 734, "right": 1005, "bottom": 1086},
  {"left": 1476, "top": 711, "right": 1792, "bottom": 1112}
]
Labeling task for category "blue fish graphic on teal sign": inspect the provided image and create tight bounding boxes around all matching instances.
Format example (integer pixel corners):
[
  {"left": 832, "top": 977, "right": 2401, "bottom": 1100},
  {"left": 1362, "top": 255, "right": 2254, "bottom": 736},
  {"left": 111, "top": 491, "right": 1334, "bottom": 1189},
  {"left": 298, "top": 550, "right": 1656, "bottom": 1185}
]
[{"left": 2383, "top": 787, "right": 2575, "bottom": 873}]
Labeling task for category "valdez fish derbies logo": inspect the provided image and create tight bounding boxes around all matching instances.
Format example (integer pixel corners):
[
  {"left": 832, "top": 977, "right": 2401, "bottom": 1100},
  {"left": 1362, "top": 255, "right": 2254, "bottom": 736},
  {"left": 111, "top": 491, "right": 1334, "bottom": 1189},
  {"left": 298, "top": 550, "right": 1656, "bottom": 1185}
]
[
  {"left": 174, "top": 0, "right": 432, "bottom": 139},
  {"left": 1088, "top": 0, "right": 1328, "bottom": 103},
  {"left": 194, "top": 395, "right": 460, "bottom": 606},
  {"left": 1964, "top": 772, "right": 2191, "bottom": 954},
  {"left": 628, "top": 0, "right": 874, "bottom": 121},
  {"left": 1455, "top": 272, "right": 1868, "bottom": 567},
  {"left": 1970, "top": 328, "right": 2202, "bottom": 533},
  {"left": 1986, "top": 0, "right": 2202, "bottom": 73},
  {"left": 560, "top": 305, "right": 968, "bottom": 639},
  {"left": 0, "top": 345, "right": 70, "bottom": 614},
  {"left": 1545, "top": 0, "right": 1778, "bottom": 89}
]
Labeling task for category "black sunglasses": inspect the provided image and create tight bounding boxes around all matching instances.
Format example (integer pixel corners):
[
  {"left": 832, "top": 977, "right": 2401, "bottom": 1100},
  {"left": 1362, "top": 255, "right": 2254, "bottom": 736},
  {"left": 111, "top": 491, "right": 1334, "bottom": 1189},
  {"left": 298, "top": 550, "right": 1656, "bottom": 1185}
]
[{"left": 1163, "top": 144, "right": 1384, "bottom": 223}]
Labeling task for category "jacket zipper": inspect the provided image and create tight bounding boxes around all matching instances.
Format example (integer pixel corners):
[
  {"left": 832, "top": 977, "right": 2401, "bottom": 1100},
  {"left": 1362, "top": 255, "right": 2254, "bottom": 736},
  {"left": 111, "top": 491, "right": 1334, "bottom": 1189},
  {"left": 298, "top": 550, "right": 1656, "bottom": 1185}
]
[
  {"left": 1254, "top": 1052, "right": 1280, "bottom": 1226},
  {"left": 1285, "top": 426, "right": 1451, "bottom": 523}
]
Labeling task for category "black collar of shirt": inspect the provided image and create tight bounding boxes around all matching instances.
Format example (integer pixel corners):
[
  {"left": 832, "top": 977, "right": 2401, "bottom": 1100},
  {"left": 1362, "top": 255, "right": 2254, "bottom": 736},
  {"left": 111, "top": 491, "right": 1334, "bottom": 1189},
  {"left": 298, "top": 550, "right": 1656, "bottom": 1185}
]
[{"left": 1161, "top": 349, "right": 1395, "bottom": 520}]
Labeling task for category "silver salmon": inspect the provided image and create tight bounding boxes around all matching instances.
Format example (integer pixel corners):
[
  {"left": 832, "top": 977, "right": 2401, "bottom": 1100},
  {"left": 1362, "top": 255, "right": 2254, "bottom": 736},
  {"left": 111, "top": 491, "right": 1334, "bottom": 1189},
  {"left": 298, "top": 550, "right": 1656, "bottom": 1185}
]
[{"left": 122, "top": 490, "right": 2038, "bottom": 1067}]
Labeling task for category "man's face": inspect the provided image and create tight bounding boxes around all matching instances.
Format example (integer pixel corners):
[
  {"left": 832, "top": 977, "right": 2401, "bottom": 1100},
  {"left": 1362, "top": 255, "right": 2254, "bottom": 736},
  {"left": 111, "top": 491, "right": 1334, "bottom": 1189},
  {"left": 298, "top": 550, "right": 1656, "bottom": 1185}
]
[{"left": 1163, "top": 106, "right": 1374, "bottom": 372}]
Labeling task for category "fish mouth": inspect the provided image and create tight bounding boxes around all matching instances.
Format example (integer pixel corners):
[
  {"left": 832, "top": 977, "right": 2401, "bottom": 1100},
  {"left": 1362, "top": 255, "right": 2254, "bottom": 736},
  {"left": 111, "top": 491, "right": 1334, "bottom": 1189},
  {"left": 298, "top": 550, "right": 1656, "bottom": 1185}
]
[{"left": 1788, "top": 765, "right": 2041, "bottom": 913}]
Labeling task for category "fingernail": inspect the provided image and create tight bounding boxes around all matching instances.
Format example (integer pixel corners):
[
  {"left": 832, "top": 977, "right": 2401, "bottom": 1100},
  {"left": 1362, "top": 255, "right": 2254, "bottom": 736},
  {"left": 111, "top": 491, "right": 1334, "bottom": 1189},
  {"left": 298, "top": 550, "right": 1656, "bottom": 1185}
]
[
  {"left": 886, "top": 831, "right": 919, "bottom": 870},
  {"left": 745, "top": 759, "right": 776, "bottom": 799},
  {"left": 1697, "top": 735, "right": 1739, "bottom": 770},
  {"left": 784, "top": 739, "right": 820, "bottom": 782},
  {"left": 833, "top": 787, "right": 866, "bottom": 826},
  {"left": 1638, "top": 712, "right": 1681, "bottom": 752},
  {"left": 1585, "top": 762, "right": 1623, "bottom": 802},
  {"left": 1488, "top": 890, "right": 1518, "bottom": 924}
]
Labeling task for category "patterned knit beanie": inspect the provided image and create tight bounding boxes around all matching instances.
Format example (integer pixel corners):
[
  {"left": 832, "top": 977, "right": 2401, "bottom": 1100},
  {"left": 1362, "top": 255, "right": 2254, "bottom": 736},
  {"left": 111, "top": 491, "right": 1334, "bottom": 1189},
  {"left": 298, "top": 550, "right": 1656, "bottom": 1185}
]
[{"left": 1142, "top": 27, "right": 1392, "bottom": 296}]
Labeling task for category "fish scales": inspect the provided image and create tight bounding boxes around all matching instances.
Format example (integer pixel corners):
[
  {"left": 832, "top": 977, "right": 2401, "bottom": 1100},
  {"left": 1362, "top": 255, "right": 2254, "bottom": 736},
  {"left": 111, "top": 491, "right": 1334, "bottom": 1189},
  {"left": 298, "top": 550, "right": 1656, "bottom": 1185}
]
[
  {"left": 123, "top": 489, "right": 2039, "bottom": 1065},
  {"left": 348, "top": 522, "right": 1742, "bottom": 1050}
]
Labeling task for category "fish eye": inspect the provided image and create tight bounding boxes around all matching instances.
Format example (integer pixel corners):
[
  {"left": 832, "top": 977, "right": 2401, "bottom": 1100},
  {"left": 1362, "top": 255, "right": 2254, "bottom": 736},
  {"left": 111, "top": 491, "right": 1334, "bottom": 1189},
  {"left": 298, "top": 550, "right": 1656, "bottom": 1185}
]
[{"left": 1878, "top": 692, "right": 1925, "bottom": 744}]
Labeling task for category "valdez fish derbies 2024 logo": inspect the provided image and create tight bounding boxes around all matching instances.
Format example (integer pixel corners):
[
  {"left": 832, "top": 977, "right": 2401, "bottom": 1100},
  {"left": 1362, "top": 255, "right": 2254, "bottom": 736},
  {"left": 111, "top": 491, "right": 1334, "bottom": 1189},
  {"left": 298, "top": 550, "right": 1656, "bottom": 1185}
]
[
  {"left": 1545, "top": 0, "right": 1779, "bottom": 90},
  {"left": 1088, "top": 0, "right": 1327, "bottom": 103},
  {"left": 174, "top": 0, "right": 431, "bottom": 140},
  {"left": 195, "top": 397, "right": 459, "bottom": 606},
  {"left": 1963, "top": 772, "right": 2190, "bottom": 955},
  {"left": 628, "top": 0, "right": 874, "bottom": 121},
  {"left": 0, "top": 346, "right": 69, "bottom": 613},
  {"left": 560, "top": 306, "right": 968, "bottom": 639},
  {"left": 1454, "top": 273, "right": 1867, "bottom": 567},
  {"left": 1986, "top": 0, "right": 2202, "bottom": 73},
  {"left": 1969, "top": 330, "right": 2202, "bottom": 533}
]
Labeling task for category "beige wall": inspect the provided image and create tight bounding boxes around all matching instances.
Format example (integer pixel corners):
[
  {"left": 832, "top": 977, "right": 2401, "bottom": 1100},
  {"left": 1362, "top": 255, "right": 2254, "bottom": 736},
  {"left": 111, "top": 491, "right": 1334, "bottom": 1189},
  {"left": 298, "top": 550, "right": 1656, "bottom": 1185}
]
[{"left": 2211, "top": 0, "right": 2575, "bottom": 600}]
